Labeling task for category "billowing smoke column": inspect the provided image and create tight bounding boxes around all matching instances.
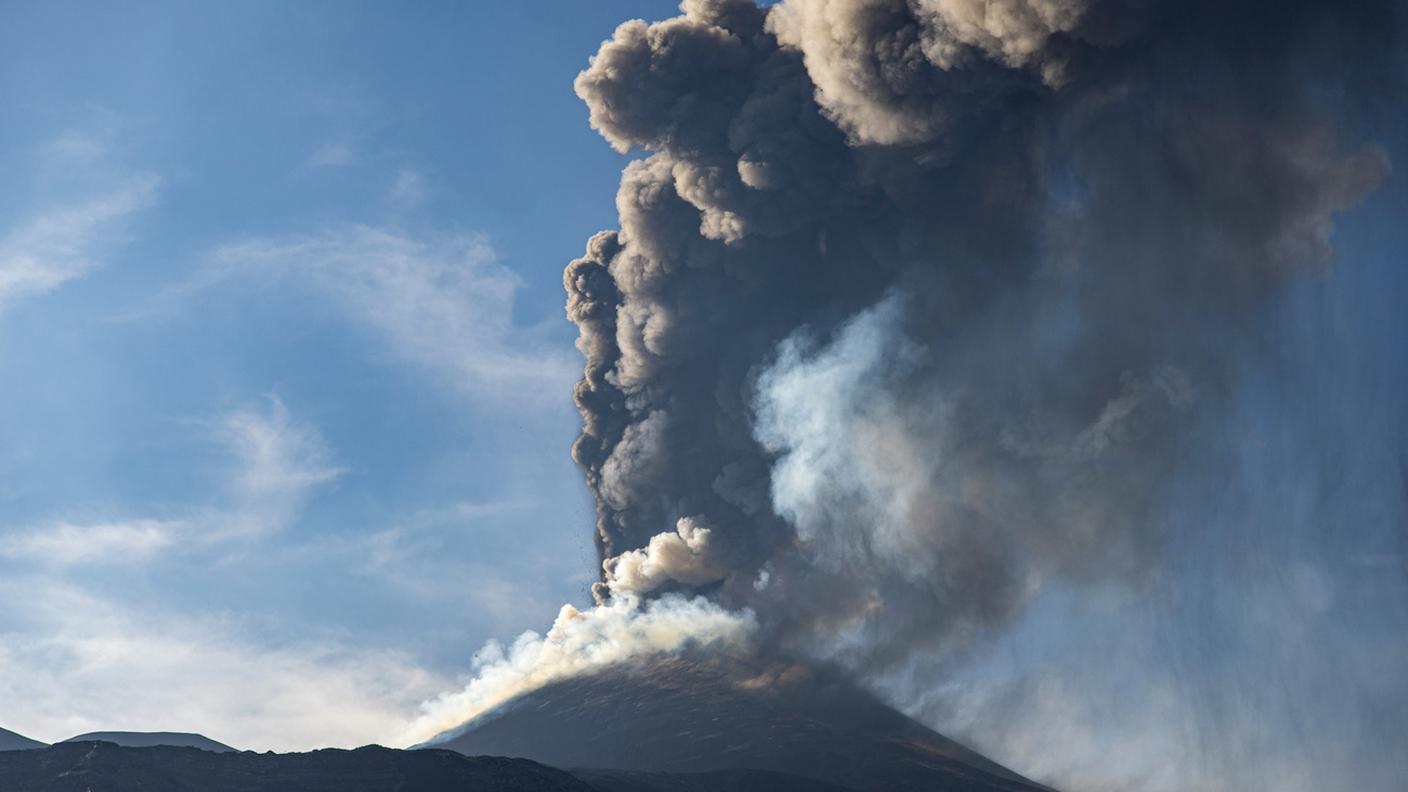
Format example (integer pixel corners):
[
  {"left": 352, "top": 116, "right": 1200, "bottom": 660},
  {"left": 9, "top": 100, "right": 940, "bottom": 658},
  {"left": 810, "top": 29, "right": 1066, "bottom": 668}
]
[
  {"left": 415, "top": 1, "right": 1407, "bottom": 788},
  {"left": 568, "top": 0, "right": 1392, "bottom": 657}
]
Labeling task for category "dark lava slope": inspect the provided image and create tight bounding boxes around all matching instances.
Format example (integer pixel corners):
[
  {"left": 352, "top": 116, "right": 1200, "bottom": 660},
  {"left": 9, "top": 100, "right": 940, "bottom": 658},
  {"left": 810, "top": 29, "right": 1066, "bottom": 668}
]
[
  {"left": 0, "top": 741, "right": 594, "bottom": 792},
  {"left": 574, "top": 767, "right": 861, "bottom": 792},
  {"left": 428, "top": 656, "right": 1054, "bottom": 792}
]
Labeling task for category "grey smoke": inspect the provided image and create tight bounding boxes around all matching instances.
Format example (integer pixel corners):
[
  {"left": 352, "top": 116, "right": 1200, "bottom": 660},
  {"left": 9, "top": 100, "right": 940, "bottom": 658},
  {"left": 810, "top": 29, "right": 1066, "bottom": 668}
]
[{"left": 552, "top": 0, "right": 1405, "bottom": 788}]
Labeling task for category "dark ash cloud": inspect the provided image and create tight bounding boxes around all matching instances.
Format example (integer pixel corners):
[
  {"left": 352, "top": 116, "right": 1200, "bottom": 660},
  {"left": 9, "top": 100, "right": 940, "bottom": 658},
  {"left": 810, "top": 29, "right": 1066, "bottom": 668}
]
[{"left": 554, "top": 0, "right": 1403, "bottom": 787}]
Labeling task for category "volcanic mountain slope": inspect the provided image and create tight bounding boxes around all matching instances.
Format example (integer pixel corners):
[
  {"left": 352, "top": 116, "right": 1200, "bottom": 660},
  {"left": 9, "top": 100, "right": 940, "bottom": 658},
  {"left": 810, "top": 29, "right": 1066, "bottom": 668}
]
[
  {"left": 0, "top": 741, "right": 594, "bottom": 792},
  {"left": 573, "top": 767, "right": 861, "bottom": 791},
  {"left": 0, "top": 727, "right": 46, "bottom": 751},
  {"left": 60, "top": 731, "right": 234, "bottom": 752},
  {"left": 427, "top": 656, "right": 1054, "bottom": 792}
]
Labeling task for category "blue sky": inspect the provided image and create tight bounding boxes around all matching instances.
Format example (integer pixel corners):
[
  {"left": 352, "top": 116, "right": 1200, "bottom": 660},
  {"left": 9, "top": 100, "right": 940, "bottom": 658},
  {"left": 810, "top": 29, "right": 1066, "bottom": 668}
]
[{"left": 0, "top": 0, "right": 677, "bottom": 750}]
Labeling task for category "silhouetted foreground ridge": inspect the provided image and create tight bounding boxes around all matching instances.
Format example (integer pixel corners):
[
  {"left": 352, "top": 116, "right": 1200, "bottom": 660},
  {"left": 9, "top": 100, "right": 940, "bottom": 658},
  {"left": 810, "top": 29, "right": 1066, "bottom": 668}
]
[{"left": 0, "top": 742, "right": 593, "bottom": 792}]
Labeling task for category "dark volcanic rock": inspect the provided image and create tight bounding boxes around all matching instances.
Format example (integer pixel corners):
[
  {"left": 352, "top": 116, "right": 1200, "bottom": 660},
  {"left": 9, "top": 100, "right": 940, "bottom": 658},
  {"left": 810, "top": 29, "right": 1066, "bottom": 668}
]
[
  {"left": 0, "top": 741, "right": 595, "bottom": 791},
  {"left": 428, "top": 656, "right": 1054, "bottom": 792},
  {"left": 0, "top": 727, "right": 46, "bottom": 752},
  {"left": 573, "top": 767, "right": 860, "bottom": 791},
  {"left": 60, "top": 731, "right": 234, "bottom": 753}
]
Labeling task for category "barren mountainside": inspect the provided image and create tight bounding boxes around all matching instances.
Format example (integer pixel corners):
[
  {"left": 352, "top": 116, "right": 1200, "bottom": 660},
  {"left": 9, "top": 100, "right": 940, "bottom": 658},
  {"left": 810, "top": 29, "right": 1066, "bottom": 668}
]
[{"left": 429, "top": 657, "right": 1053, "bottom": 792}]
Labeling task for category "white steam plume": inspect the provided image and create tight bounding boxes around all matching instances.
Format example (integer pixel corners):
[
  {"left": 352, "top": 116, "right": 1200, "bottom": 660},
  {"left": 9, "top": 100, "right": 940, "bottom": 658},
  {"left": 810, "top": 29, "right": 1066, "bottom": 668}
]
[{"left": 400, "top": 593, "right": 755, "bottom": 746}]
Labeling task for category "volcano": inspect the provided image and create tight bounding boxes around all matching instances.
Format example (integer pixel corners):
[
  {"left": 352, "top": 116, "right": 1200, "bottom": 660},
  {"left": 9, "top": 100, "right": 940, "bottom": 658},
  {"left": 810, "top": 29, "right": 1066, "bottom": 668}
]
[{"left": 425, "top": 656, "right": 1052, "bottom": 792}]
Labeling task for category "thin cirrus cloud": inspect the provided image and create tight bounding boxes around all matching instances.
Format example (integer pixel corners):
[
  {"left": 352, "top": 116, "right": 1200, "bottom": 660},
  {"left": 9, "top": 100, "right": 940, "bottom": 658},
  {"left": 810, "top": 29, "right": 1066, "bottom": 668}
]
[
  {"left": 0, "top": 519, "right": 185, "bottom": 567},
  {"left": 354, "top": 518, "right": 559, "bottom": 631},
  {"left": 173, "top": 395, "right": 344, "bottom": 545},
  {"left": 386, "top": 168, "right": 429, "bottom": 209},
  {"left": 0, "top": 577, "right": 450, "bottom": 751},
  {"left": 0, "top": 174, "right": 160, "bottom": 313},
  {"left": 197, "top": 224, "right": 578, "bottom": 406},
  {"left": 210, "top": 396, "right": 345, "bottom": 540},
  {"left": 0, "top": 398, "right": 341, "bottom": 567},
  {"left": 304, "top": 140, "right": 358, "bottom": 169}
]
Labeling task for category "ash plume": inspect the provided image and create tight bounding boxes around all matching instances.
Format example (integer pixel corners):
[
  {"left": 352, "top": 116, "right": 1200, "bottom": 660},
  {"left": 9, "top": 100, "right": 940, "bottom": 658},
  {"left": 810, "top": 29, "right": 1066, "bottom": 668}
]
[
  {"left": 570, "top": 0, "right": 1392, "bottom": 651},
  {"left": 427, "top": 1, "right": 1407, "bottom": 789}
]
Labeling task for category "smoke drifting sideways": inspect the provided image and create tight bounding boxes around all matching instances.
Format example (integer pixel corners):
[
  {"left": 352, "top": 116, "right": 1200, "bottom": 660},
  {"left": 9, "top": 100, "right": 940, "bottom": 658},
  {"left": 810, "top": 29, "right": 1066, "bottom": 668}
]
[
  {"left": 415, "top": 1, "right": 1408, "bottom": 789},
  {"left": 402, "top": 594, "right": 754, "bottom": 746}
]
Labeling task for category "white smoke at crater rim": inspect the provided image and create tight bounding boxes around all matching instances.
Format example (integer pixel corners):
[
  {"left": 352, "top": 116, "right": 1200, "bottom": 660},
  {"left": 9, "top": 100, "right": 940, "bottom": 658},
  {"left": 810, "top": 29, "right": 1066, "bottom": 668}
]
[{"left": 401, "top": 594, "right": 755, "bottom": 746}]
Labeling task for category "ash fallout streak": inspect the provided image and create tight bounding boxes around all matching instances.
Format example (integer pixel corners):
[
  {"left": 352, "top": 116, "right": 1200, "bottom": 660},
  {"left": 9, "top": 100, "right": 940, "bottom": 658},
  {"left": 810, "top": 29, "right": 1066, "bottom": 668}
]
[{"left": 414, "top": 1, "right": 1408, "bottom": 789}]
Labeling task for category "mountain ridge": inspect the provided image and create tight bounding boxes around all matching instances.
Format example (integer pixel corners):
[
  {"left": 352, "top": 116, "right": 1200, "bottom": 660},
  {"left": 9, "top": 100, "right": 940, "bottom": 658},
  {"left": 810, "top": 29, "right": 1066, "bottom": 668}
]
[
  {"left": 60, "top": 731, "right": 235, "bottom": 753},
  {"left": 0, "top": 727, "right": 46, "bottom": 752},
  {"left": 0, "top": 741, "right": 594, "bottom": 791}
]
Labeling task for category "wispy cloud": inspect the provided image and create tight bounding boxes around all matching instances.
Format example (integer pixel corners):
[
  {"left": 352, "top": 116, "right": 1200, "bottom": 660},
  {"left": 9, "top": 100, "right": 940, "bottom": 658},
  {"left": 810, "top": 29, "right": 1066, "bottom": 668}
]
[
  {"left": 212, "top": 396, "right": 344, "bottom": 538},
  {"left": 0, "top": 578, "right": 450, "bottom": 751},
  {"left": 0, "top": 519, "right": 185, "bottom": 567},
  {"left": 305, "top": 140, "right": 357, "bottom": 168},
  {"left": 386, "top": 168, "right": 428, "bottom": 209},
  {"left": 0, "top": 398, "right": 341, "bottom": 566},
  {"left": 0, "top": 175, "right": 159, "bottom": 313},
  {"left": 349, "top": 500, "right": 557, "bottom": 631},
  {"left": 187, "top": 225, "right": 576, "bottom": 405},
  {"left": 0, "top": 397, "right": 428, "bottom": 751}
]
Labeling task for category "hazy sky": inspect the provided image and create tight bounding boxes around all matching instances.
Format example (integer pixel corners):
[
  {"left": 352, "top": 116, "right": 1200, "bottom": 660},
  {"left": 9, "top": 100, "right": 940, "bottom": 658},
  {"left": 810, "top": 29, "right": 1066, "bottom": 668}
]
[{"left": 0, "top": 0, "right": 678, "bottom": 750}]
